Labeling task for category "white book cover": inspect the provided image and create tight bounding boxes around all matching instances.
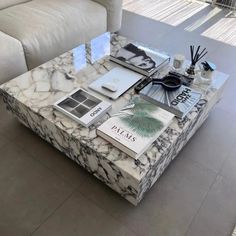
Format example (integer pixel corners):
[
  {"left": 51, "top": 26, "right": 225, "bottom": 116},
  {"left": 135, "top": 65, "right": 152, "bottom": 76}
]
[
  {"left": 140, "top": 83, "right": 202, "bottom": 118},
  {"left": 54, "top": 88, "right": 111, "bottom": 127},
  {"left": 97, "top": 97, "right": 174, "bottom": 159},
  {"left": 89, "top": 67, "right": 143, "bottom": 100},
  {"left": 110, "top": 43, "right": 170, "bottom": 76}
]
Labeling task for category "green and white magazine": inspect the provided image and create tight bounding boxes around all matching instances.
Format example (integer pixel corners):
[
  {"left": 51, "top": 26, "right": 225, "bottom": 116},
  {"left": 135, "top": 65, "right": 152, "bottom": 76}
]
[{"left": 97, "top": 97, "right": 174, "bottom": 159}]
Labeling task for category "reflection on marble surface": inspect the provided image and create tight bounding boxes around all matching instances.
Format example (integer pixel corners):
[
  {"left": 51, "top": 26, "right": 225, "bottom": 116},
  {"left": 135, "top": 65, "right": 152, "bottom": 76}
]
[
  {"left": 0, "top": 34, "right": 228, "bottom": 205},
  {"left": 90, "top": 32, "right": 111, "bottom": 64},
  {"left": 72, "top": 44, "right": 86, "bottom": 72}
]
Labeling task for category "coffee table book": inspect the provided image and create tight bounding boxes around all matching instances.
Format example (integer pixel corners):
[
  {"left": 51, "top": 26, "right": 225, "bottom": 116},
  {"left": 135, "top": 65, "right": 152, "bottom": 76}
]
[
  {"left": 54, "top": 88, "right": 111, "bottom": 127},
  {"left": 140, "top": 83, "right": 202, "bottom": 118},
  {"left": 97, "top": 97, "right": 174, "bottom": 159},
  {"left": 110, "top": 43, "right": 170, "bottom": 76},
  {"left": 89, "top": 67, "right": 143, "bottom": 100}
]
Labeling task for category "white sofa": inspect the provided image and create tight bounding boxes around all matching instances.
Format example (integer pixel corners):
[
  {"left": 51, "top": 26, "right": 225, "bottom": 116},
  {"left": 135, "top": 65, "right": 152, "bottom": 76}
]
[{"left": 0, "top": 0, "right": 123, "bottom": 84}]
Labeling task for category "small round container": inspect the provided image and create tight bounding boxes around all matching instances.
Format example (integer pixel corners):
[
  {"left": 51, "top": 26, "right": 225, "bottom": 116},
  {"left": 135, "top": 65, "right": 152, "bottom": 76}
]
[
  {"left": 173, "top": 54, "right": 185, "bottom": 69},
  {"left": 201, "top": 70, "right": 214, "bottom": 80}
]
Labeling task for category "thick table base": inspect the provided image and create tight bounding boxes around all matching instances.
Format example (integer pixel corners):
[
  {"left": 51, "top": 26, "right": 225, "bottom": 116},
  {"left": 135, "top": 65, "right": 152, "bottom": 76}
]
[{"left": 1, "top": 86, "right": 223, "bottom": 205}]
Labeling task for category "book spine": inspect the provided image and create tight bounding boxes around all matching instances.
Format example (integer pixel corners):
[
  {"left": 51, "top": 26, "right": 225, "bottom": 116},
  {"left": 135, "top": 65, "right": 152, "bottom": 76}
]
[{"left": 110, "top": 56, "right": 149, "bottom": 76}]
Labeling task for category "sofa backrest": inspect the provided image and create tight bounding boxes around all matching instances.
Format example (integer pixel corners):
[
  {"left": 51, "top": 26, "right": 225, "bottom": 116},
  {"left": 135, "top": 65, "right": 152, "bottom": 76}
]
[{"left": 0, "top": 0, "right": 31, "bottom": 10}]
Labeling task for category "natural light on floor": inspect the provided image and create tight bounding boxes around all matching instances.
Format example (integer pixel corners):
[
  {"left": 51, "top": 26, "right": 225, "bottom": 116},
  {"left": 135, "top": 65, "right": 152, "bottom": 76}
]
[
  {"left": 123, "top": 0, "right": 236, "bottom": 47},
  {"left": 123, "top": 0, "right": 208, "bottom": 26},
  {"left": 185, "top": 7, "right": 222, "bottom": 31},
  {"left": 202, "top": 11, "right": 236, "bottom": 46}
]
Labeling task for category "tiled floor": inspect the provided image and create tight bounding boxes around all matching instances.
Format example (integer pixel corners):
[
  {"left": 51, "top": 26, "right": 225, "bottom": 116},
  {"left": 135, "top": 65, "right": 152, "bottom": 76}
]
[{"left": 1, "top": 3, "right": 236, "bottom": 236}]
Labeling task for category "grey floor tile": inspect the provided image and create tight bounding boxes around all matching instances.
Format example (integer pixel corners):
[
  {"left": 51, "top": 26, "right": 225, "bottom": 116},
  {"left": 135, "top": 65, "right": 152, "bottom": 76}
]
[
  {"left": 210, "top": 41, "right": 236, "bottom": 76},
  {"left": 185, "top": 175, "right": 236, "bottom": 236},
  {"left": 78, "top": 157, "right": 216, "bottom": 236},
  {"left": 0, "top": 133, "right": 10, "bottom": 149},
  {"left": 125, "top": 230, "right": 138, "bottom": 236},
  {"left": 14, "top": 127, "right": 88, "bottom": 189},
  {"left": 0, "top": 97, "right": 87, "bottom": 190},
  {"left": 120, "top": 10, "right": 173, "bottom": 46},
  {"left": 0, "top": 97, "right": 26, "bottom": 139},
  {"left": 211, "top": 46, "right": 236, "bottom": 115},
  {"left": 160, "top": 151, "right": 217, "bottom": 191},
  {"left": 0, "top": 144, "right": 73, "bottom": 236},
  {"left": 160, "top": 29, "right": 221, "bottom": 60},
  {"left": 179, "top": 106, "right": 236, "bottom": 172},
  {"left": 217, "top": 78, "right": 236, "bottom": 116},
  {"left": 220, "top": 140, "right": 236, "bottom": 182},
  {"left": 32, "top": 191, "right": 133, "bottom": 236}
]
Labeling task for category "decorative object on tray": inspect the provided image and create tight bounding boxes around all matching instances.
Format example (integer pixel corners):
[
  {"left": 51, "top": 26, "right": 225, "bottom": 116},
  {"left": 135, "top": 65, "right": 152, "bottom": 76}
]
[
  {"left": 97, "top": 97, "right": 174, "bottom": 159},
  {"left": 173, "top": 54, "right": 185, "bottom": 70},
  {"left": 134, "top": 71, "right": 193, "bottom": 94},
  {"left": 110, "top": 43, "right": 170, "bottom": 76},
  {"left": 186, "top": 45, "right": 208, "bottom": 79},
  {"left": 139, "top": 81, "right": 202, "bottom": 118},
  {"left": 193, "top": 61, "right": 216, "bottom": 87},
  {"left": 168, "top": 71, "right": 193, "bottom": 87},
  {"left": 201, "top": 61, "right": 216, "bottom": 79},
  {"left": 89, "top": 67, "right": 143, "bottom": 100},
  {"left": 152, "top": 75, "right": 182, "bottom": 91},
  {"left": 54, "top": 88, "right": 111, "bottom": 127}
]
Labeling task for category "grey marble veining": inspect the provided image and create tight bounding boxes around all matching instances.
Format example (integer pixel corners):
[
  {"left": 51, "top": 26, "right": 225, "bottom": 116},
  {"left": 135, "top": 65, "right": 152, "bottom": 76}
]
[{"left": 0, "top": 34, "right": 228, "bottom": 205}]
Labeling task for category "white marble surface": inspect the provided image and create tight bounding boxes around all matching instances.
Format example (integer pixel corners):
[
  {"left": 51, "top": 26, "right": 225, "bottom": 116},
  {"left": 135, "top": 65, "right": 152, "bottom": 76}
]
[{"left": 0, "top": 34, "right": 228, "bottom": 205}]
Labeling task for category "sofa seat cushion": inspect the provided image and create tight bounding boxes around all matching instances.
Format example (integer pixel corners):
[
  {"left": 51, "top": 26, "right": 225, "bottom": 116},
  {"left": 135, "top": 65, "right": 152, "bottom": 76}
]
[
  {"left": 0, "top": 0, "right": 31, "bottom": 10},
  {"left": 0, "top": 0, "right": 107, "bottom": 69},
  {"left": 0, "top": 31, "right": 27, "bottom": 84}
]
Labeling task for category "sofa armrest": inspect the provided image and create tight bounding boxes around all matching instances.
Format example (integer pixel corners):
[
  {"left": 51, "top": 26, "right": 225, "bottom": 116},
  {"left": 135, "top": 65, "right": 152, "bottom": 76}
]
[
  {"left": 93, "top": 0, "right": 122, "bottom": 32},
  {"left": 0, "top": 32, "right": 28, "bottom": 84}
]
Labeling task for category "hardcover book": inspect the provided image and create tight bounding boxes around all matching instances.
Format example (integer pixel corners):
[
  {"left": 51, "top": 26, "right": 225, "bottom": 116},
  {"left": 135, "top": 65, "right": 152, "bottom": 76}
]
[
  {"left": 140, "top": 83, "right": 202, "bottom": 118},
  {"left": 97, "top": 97, "right": 174, "bottom": 159},
  {"left": 110, "top": 43, "right": 170, "bottom": 76},
  {"left": 54, "top": 88, "right": 111, "bottom": 127},
  {"left": 89, "top": 67, "right": 143, "bottom": 100}
]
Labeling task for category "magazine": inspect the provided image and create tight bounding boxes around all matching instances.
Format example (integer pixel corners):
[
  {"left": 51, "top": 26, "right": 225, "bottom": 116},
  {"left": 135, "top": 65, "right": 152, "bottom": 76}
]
[
  {"left": 110, "top": 43, "right": 170, "bottom": 76},
  {"left": 140, "top": 83, "right": 202, "bottom": 118},
  {"left": 97, "top": 97, "right": 174, "bottom": 159}
]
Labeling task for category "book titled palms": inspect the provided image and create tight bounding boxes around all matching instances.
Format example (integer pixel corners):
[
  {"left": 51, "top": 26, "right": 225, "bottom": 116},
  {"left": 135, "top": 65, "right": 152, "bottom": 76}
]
[
  {"left": 110, "top": 43, "right": 170, "bottom": 76},
  {"left": 97, "top": 97, "right": 174, "bottom": 159},
  {"left": 140, "top": 83, "right": 202, "bottom": 118}
]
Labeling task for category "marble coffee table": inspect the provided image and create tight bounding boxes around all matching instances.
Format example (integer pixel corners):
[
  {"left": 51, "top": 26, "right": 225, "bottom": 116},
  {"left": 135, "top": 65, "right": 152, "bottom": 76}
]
[{"left": 0, "top": 35, "right": 228, "bottom": 205}]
